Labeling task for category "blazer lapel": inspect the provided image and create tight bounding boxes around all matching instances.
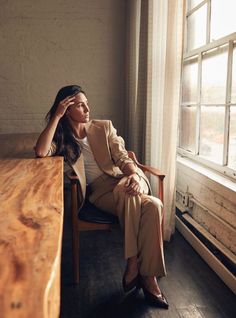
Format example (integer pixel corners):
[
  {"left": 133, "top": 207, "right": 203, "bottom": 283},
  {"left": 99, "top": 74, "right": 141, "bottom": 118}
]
[{"left": 85, "top": 121, "right": 111, "bottom": 169}]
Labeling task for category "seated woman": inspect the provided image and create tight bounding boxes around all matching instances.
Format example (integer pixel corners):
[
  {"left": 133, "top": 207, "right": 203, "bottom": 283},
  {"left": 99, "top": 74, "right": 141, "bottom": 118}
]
[{"left": 35, "top": 85, "right": 169, "bottom": 309}]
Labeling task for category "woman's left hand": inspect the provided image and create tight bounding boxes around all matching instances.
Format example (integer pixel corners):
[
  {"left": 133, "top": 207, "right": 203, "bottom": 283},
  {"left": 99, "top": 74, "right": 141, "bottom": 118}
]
[{"left": 124, "top": 174, "right": 141, "bottom": 196}]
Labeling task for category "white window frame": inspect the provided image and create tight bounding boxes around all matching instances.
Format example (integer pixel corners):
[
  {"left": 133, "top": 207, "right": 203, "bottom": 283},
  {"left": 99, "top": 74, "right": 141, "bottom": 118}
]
[{"left": 178, "top": 0, "right": 236, "bottom": 181}]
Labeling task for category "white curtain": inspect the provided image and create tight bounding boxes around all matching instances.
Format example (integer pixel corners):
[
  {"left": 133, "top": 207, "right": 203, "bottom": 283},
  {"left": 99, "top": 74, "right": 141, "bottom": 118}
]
[{"left": 126, "top": 0, "right": 184, "bottom": 241}]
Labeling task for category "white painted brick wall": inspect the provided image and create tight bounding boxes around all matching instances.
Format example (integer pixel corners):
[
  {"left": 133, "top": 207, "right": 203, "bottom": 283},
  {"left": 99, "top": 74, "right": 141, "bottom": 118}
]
[{"left": 0, "top": 0, "right": 126, "bottom": 134}]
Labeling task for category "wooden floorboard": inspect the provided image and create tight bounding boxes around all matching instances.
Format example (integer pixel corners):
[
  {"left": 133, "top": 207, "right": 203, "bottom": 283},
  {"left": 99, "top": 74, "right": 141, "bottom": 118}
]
[{"left": 60, "top": 187, "right": 236, "bottom": 318}]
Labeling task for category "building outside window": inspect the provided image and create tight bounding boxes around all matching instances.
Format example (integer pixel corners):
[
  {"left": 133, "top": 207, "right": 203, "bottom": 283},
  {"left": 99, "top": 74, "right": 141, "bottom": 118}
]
[{"left": 178, "top": 0, "right": 236, "bottom": 180}]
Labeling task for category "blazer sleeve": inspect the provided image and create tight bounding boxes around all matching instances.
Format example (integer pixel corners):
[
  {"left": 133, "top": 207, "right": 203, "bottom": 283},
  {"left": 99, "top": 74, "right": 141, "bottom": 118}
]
[
  {"left": 46, "top": 142, "right": 57, "bottom": 156},
  {"left": 107, "top": 120, "right": 136, "bottom": 171}
]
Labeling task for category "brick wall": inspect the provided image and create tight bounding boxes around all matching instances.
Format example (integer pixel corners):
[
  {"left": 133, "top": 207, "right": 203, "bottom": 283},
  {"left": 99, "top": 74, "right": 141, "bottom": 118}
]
[{"left": 0, "top": 0, "right": 126, "bottom": 135}]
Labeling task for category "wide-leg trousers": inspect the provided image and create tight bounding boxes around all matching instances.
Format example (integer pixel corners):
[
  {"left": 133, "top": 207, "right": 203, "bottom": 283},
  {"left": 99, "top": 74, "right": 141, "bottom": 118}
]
[{"left": 88, "top": 171, "right": 167, "bottom": 277}]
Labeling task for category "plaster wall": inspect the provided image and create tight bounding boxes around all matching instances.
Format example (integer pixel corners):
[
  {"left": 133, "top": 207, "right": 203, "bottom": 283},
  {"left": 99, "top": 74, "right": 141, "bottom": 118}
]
[{"left": 0, "top": 0, "right": 126, "bottom": 135}]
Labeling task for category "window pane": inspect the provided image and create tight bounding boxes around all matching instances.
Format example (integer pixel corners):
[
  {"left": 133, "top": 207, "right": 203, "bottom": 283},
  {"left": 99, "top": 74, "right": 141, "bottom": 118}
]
[
  {"left": 232, "top": 45, "right": 236, "bottom": 103},
  {"left": 182, "top": 57, "right": 198, "bottom": 104},
  {"left": 187, "top": 0, "right": 204, "bottom": 11},
  {"left": 187, "top": 4, "right": 207, "bottom": 51},
  {"left": 201, "top": 46, "right": 228, "bottom": 104},
  {"left": 228, "top": 106, "right": 236, "bottom": 169},
  {"left": 211, "top": 0, "right": 236, "bottom": 41},
  {"left": 179, "top": 106, "right": 197, "bottom": 152},
  {"left": 199, "top": 106, "right": 225, "bottom": 164}
]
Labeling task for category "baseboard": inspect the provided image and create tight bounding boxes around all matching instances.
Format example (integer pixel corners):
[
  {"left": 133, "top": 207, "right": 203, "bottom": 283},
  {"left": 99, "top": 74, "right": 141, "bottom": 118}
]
[{"left": 175, "top": 215, "right": 236, "bottom": 294}]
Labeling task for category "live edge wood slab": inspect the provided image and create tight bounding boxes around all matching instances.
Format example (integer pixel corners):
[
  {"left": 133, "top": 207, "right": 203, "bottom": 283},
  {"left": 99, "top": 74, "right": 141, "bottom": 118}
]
[{"left": 0, "top": 156, "right": 64, "bottom": 318}]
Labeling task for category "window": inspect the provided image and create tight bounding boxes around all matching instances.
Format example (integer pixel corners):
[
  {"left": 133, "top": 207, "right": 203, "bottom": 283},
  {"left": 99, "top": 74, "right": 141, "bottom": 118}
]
[{"left": 179, "top": 0, "right": 236, "bottom": 179}]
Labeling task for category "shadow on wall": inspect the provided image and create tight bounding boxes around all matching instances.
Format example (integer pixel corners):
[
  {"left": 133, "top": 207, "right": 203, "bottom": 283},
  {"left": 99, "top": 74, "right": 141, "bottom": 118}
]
[{"left": 0, "top": 133, "right": 38, "bottom": 159}]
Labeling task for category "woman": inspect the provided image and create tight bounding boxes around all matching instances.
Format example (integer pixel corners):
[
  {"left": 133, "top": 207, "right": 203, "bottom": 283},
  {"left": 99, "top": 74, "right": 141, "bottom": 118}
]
[{"left": 35, "top": 85, "right": 169, "bottom": 309}]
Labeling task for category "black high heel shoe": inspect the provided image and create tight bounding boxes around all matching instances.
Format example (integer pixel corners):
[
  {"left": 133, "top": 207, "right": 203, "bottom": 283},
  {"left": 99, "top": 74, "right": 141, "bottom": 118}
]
[
  {"left": 140, "top": 278, "right": 169, "bottom": 309},
  {"left": 142, "top": 286, "right": 169, "bottom": 309},
  {"left": 122, "top": 274, "right": 140, "bottom": 293}
]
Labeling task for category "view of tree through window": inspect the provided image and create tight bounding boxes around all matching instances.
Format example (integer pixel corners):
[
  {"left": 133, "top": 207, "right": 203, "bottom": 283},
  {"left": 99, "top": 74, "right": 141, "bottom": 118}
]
[{"left": 179, "top": 0, "right": 236, "bottom": 178}]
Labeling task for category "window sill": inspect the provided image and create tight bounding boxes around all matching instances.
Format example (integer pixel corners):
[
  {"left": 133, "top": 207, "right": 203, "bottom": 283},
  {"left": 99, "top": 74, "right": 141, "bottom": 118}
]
[{"left": 177, "top": 155, "right": 236, "bottom": 193}]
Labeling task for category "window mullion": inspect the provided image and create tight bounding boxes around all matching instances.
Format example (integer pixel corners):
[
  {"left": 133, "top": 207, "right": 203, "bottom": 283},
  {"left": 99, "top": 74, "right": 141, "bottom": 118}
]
[
  {"left": 206, "top": 0, "right": 211, "bottom": 44},
  {"left": 223, "top": 41, "right": 233, "bottom": 166},
  {"left": 178, "top": 76, "right": 184, "bottom": 149},
  {"left": 184, "top": 0, "right": 188, "bottom": 54},
  {"left": 196, "top": 53, "right": 202, "bottom": 155},
  {"left": 184, "top": 32, "right": 236, "bottom": 59},
  {"left": 186, "top": 0, "right": 208, "bottom": 17}
]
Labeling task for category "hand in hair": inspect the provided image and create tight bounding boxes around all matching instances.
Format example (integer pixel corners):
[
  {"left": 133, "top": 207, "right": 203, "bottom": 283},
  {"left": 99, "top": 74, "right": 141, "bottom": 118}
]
[{"left": 55, "top": 95, "right": 76, "bottom": 119}]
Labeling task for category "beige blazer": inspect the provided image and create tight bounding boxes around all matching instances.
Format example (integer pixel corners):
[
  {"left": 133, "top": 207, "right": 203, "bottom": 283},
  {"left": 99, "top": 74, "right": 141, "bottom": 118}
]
[{"left": 49, "top": 119, "right": 150, "bottom": 208}]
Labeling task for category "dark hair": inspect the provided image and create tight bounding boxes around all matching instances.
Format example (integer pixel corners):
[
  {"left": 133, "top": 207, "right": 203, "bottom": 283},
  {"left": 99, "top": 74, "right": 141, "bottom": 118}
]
[{"left": 46, "top": 85, "right": 85, "bottom": 165}]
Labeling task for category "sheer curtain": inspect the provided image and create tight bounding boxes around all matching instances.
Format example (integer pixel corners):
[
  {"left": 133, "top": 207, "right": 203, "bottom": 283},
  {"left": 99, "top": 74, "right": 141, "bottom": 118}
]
[{"left": 126, "top": 0, "right": 184, "bottom": 240}]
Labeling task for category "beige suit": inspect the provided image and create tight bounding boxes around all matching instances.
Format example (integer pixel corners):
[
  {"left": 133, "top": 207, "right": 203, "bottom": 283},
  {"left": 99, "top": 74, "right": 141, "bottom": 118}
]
[{"left": 50, "top": 119, "right": 166, "bottom": 277}]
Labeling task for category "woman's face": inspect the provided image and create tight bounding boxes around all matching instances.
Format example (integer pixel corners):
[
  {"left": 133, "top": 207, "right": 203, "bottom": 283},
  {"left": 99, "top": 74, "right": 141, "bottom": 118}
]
[{"left": 66, "top": 92, "right": 90, "bottom": 123}]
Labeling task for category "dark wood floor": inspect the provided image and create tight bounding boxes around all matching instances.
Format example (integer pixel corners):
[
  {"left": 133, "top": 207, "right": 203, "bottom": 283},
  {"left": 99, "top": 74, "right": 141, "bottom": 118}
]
[{"left": 60, "top": 187, "right": 236, "bottom": 318}]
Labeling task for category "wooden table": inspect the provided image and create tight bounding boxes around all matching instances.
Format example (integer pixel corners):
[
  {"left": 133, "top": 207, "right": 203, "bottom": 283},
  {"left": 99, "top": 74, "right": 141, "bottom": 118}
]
[{"left": 0, "top": 157, "right": 64, "bottom": 318}]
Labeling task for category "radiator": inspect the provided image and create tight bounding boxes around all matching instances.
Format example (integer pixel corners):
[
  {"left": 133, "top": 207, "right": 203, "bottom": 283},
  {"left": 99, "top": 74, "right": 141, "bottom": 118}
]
[{"left": 175, "top": 210, "right": 236, "bottom": 294}]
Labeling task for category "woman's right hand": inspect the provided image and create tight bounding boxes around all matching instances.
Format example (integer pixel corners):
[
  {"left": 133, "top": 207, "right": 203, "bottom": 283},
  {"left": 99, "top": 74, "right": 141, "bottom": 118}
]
[
  {"left": 55, "top": 95, "right": 76, "bottom": 118},
  {"left": 35, "top": 93, "right": 77, "bottom": 157}
]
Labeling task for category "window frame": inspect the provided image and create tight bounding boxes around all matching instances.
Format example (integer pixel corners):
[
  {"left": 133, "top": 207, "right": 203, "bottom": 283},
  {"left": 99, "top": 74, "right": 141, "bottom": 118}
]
[{"left": 178, "top": 0, "right": 236, "bottom": 181}]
